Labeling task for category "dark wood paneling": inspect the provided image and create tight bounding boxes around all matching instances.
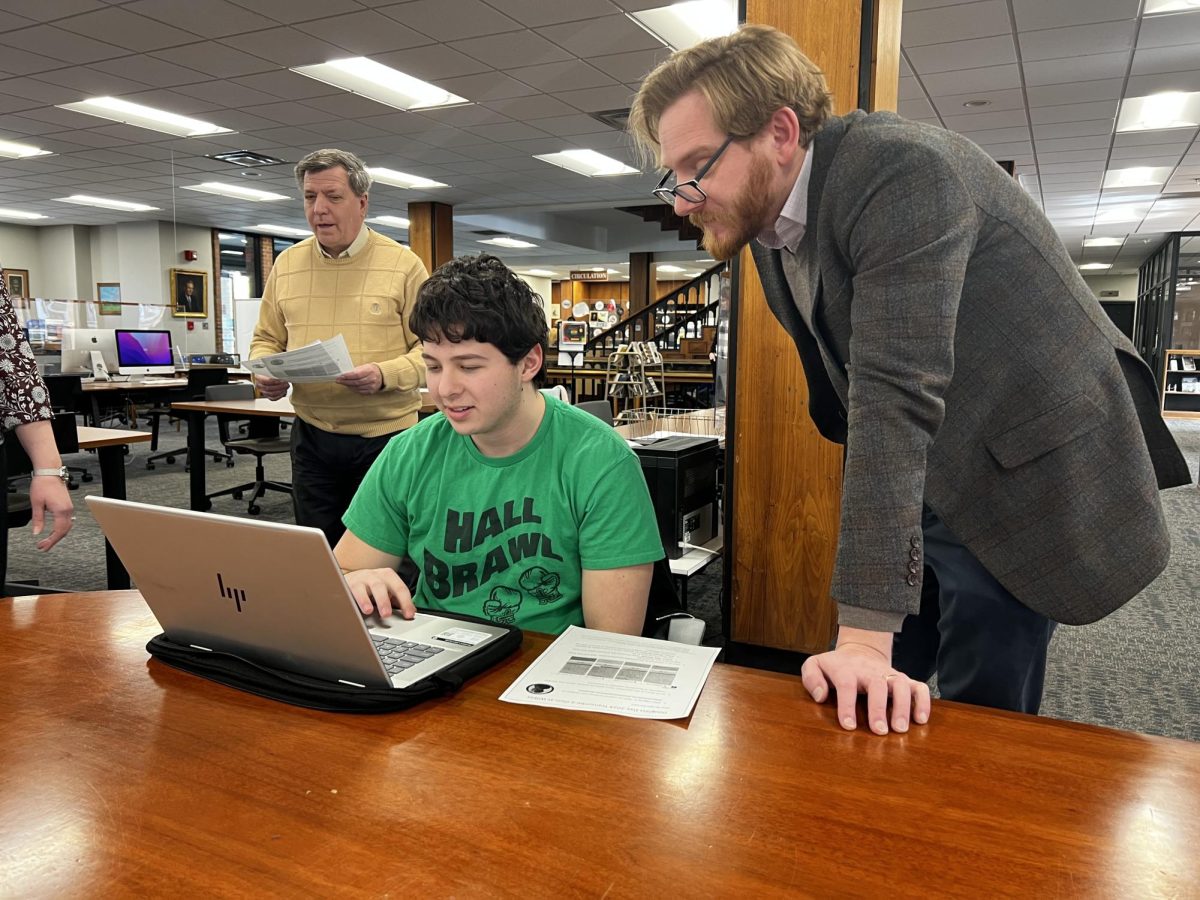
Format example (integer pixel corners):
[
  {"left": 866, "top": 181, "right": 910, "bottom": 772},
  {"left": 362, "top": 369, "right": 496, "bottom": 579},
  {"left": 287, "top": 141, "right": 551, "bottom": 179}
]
[{"left": 407, "top": 201, "right": 454, "bottom": 274}]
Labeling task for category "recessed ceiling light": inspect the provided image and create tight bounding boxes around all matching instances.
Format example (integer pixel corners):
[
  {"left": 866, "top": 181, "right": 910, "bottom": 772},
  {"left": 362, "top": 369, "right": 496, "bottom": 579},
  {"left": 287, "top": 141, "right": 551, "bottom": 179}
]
[
  {"left": 0, "top": 208, "right": 48, "bottom": 220},
  {"left": 291, "top": 58, "right": 468, "bottom": 111},
  {"left": 627, "top": 0, "right": 737, "bottom": 51},
  {"left": 252, "top": 223, "right": 311, "bottom": 237},
  {"left": 479, "top": 237, "right": 538, "bottom": 248},
  {"left": 57, "top": 97, "right": 234, "bottom": 137},
  {"left": 1102, "top": 167, "right": 1174, "bottom": 189},
  {"left": 523, "top": 269, "right": 558, "bottom": 277},
  {"left": 533, "top": 150, "right": 638, "bottom": 177},
  {"left": 1083, "top": 236, "right": 1125, "bottom": 247},
  {"left": 367, "top": 215, "right": 411, "bottom": 229},
  {"left": 367, "top": 168, "right": 449, "bottom": 190},
  {"left": 183, "top": 182, "right": 288, "bottom": 201},
  {"left": 1116, "top": 91, "right": 1200, "bottom": 132},
  {"left": 962, "top": 99, "right": 991, "bottom": 108},
  {"left": 0, "top": 139, "right": 52, "bottom": 159},
  {"left": 1079, "top": 263, "right": 1112, "bottom": 270},
  {"left": 54, "top": 195, "right": 159, "bottom": 212},
  {"left": 657, "top": 264, "right": 686, "bottom": 273},
  {"left": 1145, "top": 0, "right": 1200, "bottom": 13}
]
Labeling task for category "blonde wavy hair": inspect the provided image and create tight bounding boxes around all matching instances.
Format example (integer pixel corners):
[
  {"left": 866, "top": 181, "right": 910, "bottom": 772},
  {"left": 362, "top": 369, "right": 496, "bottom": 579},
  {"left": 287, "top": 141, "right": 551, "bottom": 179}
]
[{"left": 628, "top": 24, "right": 833, "bottom": 166}]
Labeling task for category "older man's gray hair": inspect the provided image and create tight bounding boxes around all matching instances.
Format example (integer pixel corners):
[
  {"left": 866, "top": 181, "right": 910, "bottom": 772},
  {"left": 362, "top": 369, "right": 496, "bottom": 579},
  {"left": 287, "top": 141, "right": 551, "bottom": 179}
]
[{"left": 294, "top": 148, "right": 372, "bottom": 196}]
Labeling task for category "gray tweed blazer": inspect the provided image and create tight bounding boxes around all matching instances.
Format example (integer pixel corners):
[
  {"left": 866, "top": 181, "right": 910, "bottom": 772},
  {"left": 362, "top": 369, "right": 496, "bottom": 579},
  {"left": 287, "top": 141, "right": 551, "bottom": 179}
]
[{"left": 750, "top": 110, "right": 1190, "bottom": 626}]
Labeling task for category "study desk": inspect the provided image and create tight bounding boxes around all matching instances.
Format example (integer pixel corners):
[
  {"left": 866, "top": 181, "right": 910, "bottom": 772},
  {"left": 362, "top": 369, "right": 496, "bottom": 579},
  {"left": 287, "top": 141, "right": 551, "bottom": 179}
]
[
  {"left": 75, "top": 425, "right": 152, "bottom": 589},
  {"left": 3, "top": 590, "right": 1197, "bottom": 898},
  {"left": 79, "top": 377, "right": 188, "bottom": 427},
  {"left": 172, "top": 392, "right": 439, "bottom": 510}
]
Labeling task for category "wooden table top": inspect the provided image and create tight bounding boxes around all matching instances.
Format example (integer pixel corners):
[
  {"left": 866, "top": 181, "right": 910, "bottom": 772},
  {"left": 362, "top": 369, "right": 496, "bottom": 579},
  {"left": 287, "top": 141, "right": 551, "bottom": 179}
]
[
  {"left": 172, "top": 396, "right": 297, "bottom": 417},
  {"left": 75, "top": 425, "right": 153, "bottom": 448},
  {"left": 3, "top": 591, "right": 1197, "bottom": 898}
]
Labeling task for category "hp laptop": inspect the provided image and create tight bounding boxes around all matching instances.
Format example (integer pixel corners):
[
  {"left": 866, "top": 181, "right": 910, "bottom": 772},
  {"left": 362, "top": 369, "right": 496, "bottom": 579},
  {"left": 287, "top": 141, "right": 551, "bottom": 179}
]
[{"left": 86, "top": 497, "right": 509, "bottom": 689}]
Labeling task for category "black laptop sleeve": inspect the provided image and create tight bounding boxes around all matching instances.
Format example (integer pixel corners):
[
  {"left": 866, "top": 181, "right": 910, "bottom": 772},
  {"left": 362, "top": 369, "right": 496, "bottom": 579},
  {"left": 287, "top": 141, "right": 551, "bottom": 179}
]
[{"left": 145, "top": 609, "right": 523, "bottom": 713}]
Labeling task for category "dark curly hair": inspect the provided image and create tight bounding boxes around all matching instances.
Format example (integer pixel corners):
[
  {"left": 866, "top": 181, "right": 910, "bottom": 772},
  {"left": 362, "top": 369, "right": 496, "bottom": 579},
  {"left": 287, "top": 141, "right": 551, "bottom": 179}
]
[{"left": 410, "top": 253, "right": 549, "bottom": 385}]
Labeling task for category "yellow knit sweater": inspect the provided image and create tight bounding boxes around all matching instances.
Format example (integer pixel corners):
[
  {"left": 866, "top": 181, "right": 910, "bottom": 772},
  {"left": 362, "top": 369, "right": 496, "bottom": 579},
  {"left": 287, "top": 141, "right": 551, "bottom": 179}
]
[{"left": 249, "top": 230, "right": 428, "bottom": 437}]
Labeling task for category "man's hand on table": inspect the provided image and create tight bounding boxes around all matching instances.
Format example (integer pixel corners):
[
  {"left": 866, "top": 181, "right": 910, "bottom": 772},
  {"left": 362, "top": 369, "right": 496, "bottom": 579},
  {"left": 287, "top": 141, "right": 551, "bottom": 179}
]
[{"left": 800, "top": 625, "right": 931, "bottom": 735}]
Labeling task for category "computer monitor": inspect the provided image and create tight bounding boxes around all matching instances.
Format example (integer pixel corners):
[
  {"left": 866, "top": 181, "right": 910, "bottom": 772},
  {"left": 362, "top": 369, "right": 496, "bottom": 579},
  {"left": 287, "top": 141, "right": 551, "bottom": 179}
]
[
  {"left": 61, "top": 328, "right": 118, "bottom": 378},
  {"left": 115, "top": 329, "right": 175, "bottom": 377}
]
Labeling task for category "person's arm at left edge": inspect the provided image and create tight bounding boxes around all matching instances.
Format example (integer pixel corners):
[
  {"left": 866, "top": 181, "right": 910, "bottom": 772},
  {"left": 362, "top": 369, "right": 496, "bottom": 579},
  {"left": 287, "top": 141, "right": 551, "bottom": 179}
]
[
  {"left": 336, "top": 256, "right": 429, "bottom": 395},
  {"left": 582, "top": 565, "right": 652, "bottom": 634}
]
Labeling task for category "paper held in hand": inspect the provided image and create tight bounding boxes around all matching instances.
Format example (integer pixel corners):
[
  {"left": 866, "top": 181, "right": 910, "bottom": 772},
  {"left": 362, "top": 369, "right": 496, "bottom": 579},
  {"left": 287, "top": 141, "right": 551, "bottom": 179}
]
[
  {"left": 499, "top": 625, "right": 719, "bottom": 719},
  {"left": 247, "top": 335, "right": 354, "bottom": 383}
]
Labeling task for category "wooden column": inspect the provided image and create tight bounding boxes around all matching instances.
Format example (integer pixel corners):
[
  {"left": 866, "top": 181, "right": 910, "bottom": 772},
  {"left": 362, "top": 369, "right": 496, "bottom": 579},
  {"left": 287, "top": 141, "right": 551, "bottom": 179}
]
[
  {"left": 727, "top": 0, "right": 901, "bottom": 655},
  {"left": 629, "top": 252, "right": 653, "bottom": 314},
  {"left": 408, "top": 201, "right": 454, "bottom": 274}
]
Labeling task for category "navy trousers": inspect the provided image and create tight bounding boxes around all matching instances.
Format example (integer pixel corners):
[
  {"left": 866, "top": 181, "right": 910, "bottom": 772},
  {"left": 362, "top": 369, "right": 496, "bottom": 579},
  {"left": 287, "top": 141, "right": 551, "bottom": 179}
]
[
  {"left": 289, "top": 418, "right": 399, "bottom": 548},
  {"left": 891, "top": 507, "right": 1056, "bottom": 715}
]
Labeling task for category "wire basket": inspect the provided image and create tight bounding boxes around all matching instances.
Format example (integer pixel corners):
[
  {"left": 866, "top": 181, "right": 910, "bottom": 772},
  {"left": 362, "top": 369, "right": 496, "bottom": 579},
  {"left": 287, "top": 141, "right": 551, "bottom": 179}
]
[{"left": 614, "top": 405, "right": 725, "bottom": 440}]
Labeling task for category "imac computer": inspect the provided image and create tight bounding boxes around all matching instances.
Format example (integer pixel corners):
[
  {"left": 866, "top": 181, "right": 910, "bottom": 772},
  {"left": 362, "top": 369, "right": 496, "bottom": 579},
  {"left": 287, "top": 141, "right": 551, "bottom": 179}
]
[
  {"left": 115, "top": 329, "right": 175, "bottom": 378},
  {"left": 61, "top": 328, "right": 118, "bottom": 380}
]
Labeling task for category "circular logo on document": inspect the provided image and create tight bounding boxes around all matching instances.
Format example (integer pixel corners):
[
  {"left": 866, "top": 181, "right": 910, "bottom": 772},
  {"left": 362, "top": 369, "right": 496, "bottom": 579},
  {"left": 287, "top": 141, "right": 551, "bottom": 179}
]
[{"left": 526, "top": 683, "right": 555, "bottom": 695}]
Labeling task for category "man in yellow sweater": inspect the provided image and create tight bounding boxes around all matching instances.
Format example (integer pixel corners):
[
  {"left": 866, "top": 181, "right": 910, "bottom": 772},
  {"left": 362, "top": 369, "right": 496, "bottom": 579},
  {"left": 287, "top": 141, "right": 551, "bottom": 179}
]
[{"left": 250, "top": 148, "right": 427, "bottom": 546}]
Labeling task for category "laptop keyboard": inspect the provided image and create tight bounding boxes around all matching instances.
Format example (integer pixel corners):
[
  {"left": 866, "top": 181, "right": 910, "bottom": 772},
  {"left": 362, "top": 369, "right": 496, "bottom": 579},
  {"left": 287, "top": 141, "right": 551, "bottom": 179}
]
[{"left": 370, "top": 634, "right": 446, "bottom": 676}]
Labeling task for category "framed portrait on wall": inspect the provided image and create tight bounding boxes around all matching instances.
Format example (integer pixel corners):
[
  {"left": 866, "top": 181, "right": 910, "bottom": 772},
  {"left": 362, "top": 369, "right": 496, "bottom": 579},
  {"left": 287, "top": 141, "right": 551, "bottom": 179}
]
[
  {"left": 3, "top": 268, "right": 30, "bottom": 299},
  {"left": 170, "top": 268, "right": 207, "bottom": 318},
  {"left": 97, "top": 282, "right": 122, "bottom": 315}
]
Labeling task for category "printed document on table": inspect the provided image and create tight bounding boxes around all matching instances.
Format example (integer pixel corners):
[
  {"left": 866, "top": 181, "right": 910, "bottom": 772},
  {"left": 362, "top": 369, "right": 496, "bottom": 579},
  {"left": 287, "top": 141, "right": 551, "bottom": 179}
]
[
  {"left": 246, "top": 335, "right": 354, "bottom": 383},
  {"left": 499, "top": 625, "right": 720, "bottom": 719}
]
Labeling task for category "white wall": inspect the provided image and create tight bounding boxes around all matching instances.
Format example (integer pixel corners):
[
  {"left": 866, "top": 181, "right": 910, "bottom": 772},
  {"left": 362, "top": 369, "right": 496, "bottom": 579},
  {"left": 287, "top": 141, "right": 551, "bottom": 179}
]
[
  {"left": 0, "top": 224, "right": 44, "bottom": 292},
  {"left": 516, "top": 274, "right": 553, "bottom": 323},
  {"left": 1083, "top": 274, "right": 1139, "bottom": 300}
]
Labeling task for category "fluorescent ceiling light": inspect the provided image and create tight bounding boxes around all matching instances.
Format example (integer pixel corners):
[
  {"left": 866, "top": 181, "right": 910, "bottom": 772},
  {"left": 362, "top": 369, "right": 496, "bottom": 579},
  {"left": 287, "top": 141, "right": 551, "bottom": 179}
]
[
  {"left": 367, "top": 168, "right": 449, "bottom": 190},
  {"left": 1116, "top": 91, "right": 1200, "bottom": 132},
  {"left": 0, "top": 139, "right": 52, "bottom": 159},
  {"left": 1083, "top": 236, "right": 1125, "bottom": 247},
  {"left": 1145, "top": 0, "right": 1200, "bottom": 13},
  {"left": 522, "top": 269, "right": 558, "bottom": 277},
  {"left": 1079, "top": 263, "right": 1112, "bottom": 270},
  {"left": 220, "top": 250, "right": 243, "bottom": 256},
  {"left": 1102, "top": 167, "right": 1174, "bottom": 189},
  {"left": 0, "top": 208, "right": 48, "bottom": 220},
  {"left": 57, "top": 97, "right": 233, "bottom": 137},
  {"left": 534, "top": 149, "right": 638, "bottom": 177},
  {"left": 657, "top": 264, "right": 686, "bottom": 273},
  {"left": 218, "top": 232, "right": 246, "bottom": 241},
  {"left": 480, "top": 237, "right": 538, "bottom": 248},
  {"left": 183, "top": 182, "right": 288, "bottom": 202},
  {"left": 368, "top": 215, "right": 411, "bottom": 229},
  {"left": 291, "top": 58, "right": 468, "bottom": 111},
  {"left": 628, "top": 0, "right": 738, "bottom": 51},
  {"left": 54, "top": 194, "right": 159, "bottom": 212},
  {"left": 253, "top": 223, "right": 311, "bottom": 237}
]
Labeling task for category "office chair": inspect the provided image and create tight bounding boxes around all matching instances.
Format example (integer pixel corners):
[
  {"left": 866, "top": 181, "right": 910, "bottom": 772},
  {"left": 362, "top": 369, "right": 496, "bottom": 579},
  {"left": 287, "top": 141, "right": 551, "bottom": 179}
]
[
  {"left": 145, "top": 368, "right": 233, "bottom": 470},
  {"left": 575, "top": 400, "right": 615, "bottom": 426},
  {"left": 42, "top": 374, "right": 93, "bottom": 487},
  {"left": 202, "top": 383, "right": 292, "bottom": 516}
]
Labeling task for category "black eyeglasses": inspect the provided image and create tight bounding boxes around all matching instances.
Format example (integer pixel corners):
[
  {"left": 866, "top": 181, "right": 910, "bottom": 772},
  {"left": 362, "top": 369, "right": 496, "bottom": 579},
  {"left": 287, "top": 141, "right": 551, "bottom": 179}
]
[{"left": 652, "top": 134, "right": 735, "bottom": 206}]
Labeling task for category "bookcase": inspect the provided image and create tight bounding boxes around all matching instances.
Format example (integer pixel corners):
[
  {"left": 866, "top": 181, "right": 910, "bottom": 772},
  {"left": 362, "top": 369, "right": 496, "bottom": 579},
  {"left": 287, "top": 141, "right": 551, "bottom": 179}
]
[
  {"left": 605, "top": 342, "right": 664, "bottom": 416},
  {"left": 1162, "top": 349, "right": 1200, "bottom": 419}
]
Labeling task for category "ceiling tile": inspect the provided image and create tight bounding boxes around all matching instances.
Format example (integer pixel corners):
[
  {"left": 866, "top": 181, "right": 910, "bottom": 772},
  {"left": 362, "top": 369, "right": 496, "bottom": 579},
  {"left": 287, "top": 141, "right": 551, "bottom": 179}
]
[
  {"left": 941, "top": 107, "right": 1029, "bottom": 132},
  {"left": 232, "top": 70, "right": 342, "bottom": 101},
  {"left": 373, "top": 43, "right": 492, "bottom": 80},
  {"left": 149, "top": 42, "right": 275, "bottom": 79},
  {"left": 1026, "top": 79, "right": 1124, "bottom": 109},
  {"left": 1137, "top": 10, "right": 1200, "bottom": 49},
  {"left": 220, "top": 27, "right": 352, "bottom": 67},
  {"left": 0, "top": 44, "right": 71, "bottom": 76},
  {"left": 481, "top": 94, "right": 579, "bottom": 121},
  {"left": 1011, "top": 0, "right": 1139, "bottom": 31},
  {"left": 536, "top": 15, "right": 662, "bottom": 58},
  {"left": 899, "top": 98, "right": 937, "bottom": 119},
  {"left": 0, "top": 24, "right": 126, "bottom": 64},
  {"left": 552, "top": 84, "right": 635, "bottom": 113},
  {"left": 29, "top": 65, "right": 152, "bottom": 96},
  {"left": 54, "top": 7, "right": 196, "bottom": 52},
  {"left": 902, "top": 0, "right": 1011, "bottom": 47},
  {"left": 1125, "top": 70, "right": 1200, "bottom": 96},
  {"left": 88, "top": 54, "right": 208, "bottom": 87},
  {"left": 0, "top": 0, "right": 106, "bottom": 20},
  {"left": 1029, "top": 100, "right": 1118, "bottom": 125},
  {"left": 1019, "top": 21, "right": 1135, "bottom": 61},
  {"left": 449, "top": 30, "right": 573, "bottom": 69},
  {"left": 435, "top": 72, "right": 539, "bottom": 102},
  {"left": 293, "top": 11, "right": 433, "bottom": 56},
  {"left": 1021, "top": 52, "right": 1129, "bottom": 86},
  {"left": 1032, "top": 119, "right": 1116, "bottom": 139},
  {"left": 918, "top": 64, "right": 1021, "bottom": 95},
  {"left": 122, "top": 0, "right": 278, "bottom": 39},
  {"left": 172, "top": 80, "right": 282, "bottom": 108},
  {"left": 588, "top": 48, "right": 671, "bottom": 84},
  {"left": 377, "top": 0, "right": 523, "bottom": 41},
  {"left": 507, "top": 60, "right": 617, "bottom": 92},
  {"left": 483, "top": 0, "right": 623, "bottom": 28},
  {"left": 932, "top": 87, "right": 1026, "bottom": 114},
  {"left": 905, "top": 34, "right": 1016, "bottom": 73},
  {"left": 224, "top": 0, "right": 363, "bottom": 24},
  {"left": 1035, "top": 135, "right": 1114, "bottom": 152}
]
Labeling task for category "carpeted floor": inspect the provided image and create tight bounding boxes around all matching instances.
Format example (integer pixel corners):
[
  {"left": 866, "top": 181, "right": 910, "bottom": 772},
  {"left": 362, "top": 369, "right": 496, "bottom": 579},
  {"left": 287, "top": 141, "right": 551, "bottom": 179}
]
[{"left": 8, "top": 417, "right": 1198, "bottom": 741}]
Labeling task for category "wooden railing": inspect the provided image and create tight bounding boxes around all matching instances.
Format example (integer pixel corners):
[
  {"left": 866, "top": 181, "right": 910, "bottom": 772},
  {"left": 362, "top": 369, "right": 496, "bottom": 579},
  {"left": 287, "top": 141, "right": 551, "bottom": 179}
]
[{"left": 582, "top": 262, "right": 726, "bottom": 357}]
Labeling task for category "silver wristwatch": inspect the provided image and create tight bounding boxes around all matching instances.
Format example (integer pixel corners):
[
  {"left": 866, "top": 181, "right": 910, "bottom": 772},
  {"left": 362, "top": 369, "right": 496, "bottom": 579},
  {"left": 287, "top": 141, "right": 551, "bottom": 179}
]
[{"left": 32, "top": 466, "right": 71, "bottom": 485}]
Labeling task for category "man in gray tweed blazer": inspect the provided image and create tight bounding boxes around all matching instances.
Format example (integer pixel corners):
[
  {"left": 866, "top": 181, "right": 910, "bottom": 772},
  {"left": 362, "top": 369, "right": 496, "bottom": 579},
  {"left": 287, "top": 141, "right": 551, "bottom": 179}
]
[{"left": 631, "top": 25, "right": 1189, "bottom": 735}]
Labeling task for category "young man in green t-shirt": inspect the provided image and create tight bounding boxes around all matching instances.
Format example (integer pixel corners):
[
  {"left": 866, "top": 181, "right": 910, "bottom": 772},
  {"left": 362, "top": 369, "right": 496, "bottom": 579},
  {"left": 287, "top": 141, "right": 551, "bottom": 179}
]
[{"left": 335, "top": 254, "right": 664, "bottom": 634}]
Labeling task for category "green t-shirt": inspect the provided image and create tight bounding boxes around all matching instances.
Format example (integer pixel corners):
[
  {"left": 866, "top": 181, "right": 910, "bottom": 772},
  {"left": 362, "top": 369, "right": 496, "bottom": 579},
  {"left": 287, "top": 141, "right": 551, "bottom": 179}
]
[{"left": 343, "top": 395, "right": 663, "bottom": 633}]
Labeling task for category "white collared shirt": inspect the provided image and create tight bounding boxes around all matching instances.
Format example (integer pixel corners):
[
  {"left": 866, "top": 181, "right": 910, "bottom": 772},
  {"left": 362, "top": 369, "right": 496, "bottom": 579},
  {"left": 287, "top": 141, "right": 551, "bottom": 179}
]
[
  {"left": 317, "top": 223, "right": 370, "bottom": 259},
  {"left": 756, "top": 147, "right": 813, "bottom": 254}
]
